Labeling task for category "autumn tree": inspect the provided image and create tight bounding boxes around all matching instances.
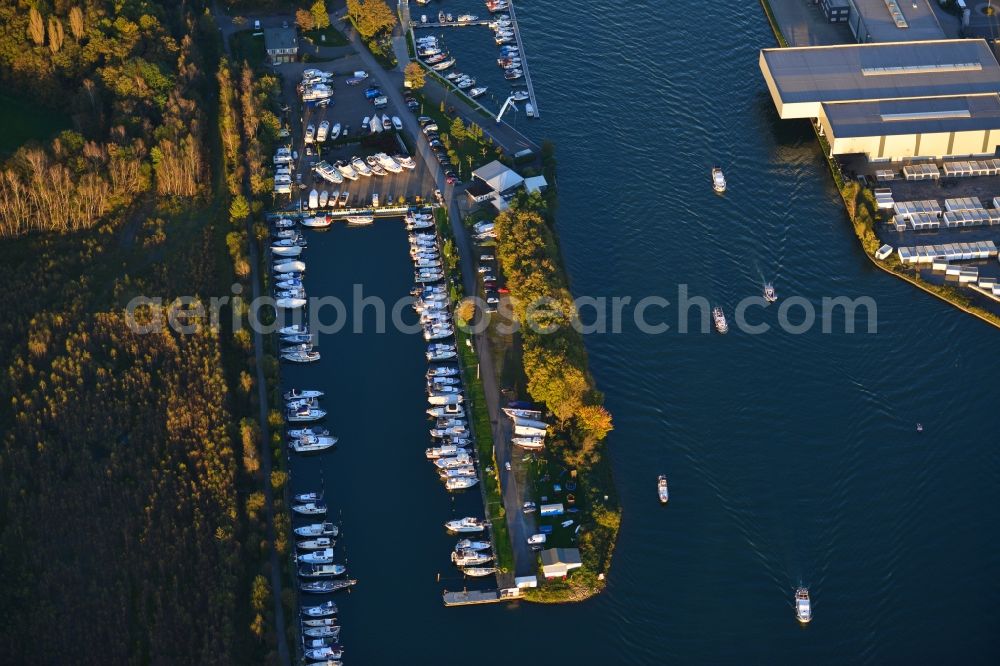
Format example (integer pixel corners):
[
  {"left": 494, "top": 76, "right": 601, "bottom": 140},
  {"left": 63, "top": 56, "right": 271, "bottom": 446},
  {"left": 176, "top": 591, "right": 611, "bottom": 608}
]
[
  {"left": 404, "top": 61, "right": 425, "bottom": 89},
  {"left": 69, "top": 6, "right": 85, "bottom": 40},
  {"left": 576, "top": 405, "right": 613, "bottom": 441},
  {"left": 295, "top": 7, "right": 315, "bottom": 31},
  {"left": 311, "top": 0, "right": 331, "bottom": 29},
  {"left": 47, "top": 17, "right": 64, "bottom": 53},
  {"left": 28, "top": 7, "right": 45, "bottom": 46},
  {"left": 347, "top": 0, "right": 397, "bottom": 39}
]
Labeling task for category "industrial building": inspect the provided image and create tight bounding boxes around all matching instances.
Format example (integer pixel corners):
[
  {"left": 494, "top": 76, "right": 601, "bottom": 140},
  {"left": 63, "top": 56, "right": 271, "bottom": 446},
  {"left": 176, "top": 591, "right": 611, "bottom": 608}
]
[
  {"left": 844, "top": 0, "right": 944, "bottom": 43},
  {"left": 760, "top": 39, "right": 1000, "bottom": 161}
]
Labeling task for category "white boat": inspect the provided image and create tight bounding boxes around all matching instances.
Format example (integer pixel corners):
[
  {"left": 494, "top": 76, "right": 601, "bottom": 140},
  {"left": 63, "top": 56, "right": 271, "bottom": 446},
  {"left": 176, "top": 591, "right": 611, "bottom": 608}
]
[
  {"left": 336, "top": 161, "right": 359, "bottom": 180},
  {"left": 469, "top": 86, "right": 488, "bottom": 98},
  {"left": 301, "top": 600, "right": 338, "bottom": 617},
  {"left": 319, "top": 190, "right": 329, "bottom": 207},
  {"left": 658, "top": 475, "right": 669, "bottom": 504},
  {"left": 317, "top": 121, "right": 330, "bottom": 142},
  {"left": 796, "top": 588, "right": 812, "bottom": 624},
  {"left": 395, "top": 154, "right": 415, "bottom": 169},
  {"left": 511, "top": 436, "right": 544, "bottom": 449},
  {"left": 713, "top": 306, "right": 728, "bottom": 334},
  {"left": 287, "top": 427, "right": 328, "bottom": 439},
  {"left": 503, "top": 407, "right": 542, "bottom": 419},
  {"left": 298, "top": 537, "right": 334, "bottom": 550},
  {"left": 764, "top": 282, "right": 777, "bottom": 303},
  {"left": 455, "top": 539, "right": 491, "bottom": 551},
  {"left": 346, "top": 215, "right": 375, "bottom": 225},
  {"left": 276, "top": 298, "right": 307, "bottom": 310},
  {"left": 295, "top": 523, "right": 339, "bottom": 538},
  {"left": 298, "top": 548, "right": 336, "bottom": 564},
  {"left": 463, "top": 567, "right": 497, "bottom": 577},
  {"left": 273, "top": 217, "right": 296, "bottom": 229},
  {"left": 289, "top": 435, "right": 337, "bottom": 453},
  {"left": 427, "top": 350, "right": 458, "bottom": 363},
  {"left": 329, "top": 122, "right": 341, "bottom": 141},
  {"left": 392, "top": 116, "right": 403, "bottom": 130},
  {"left": 304, "top": 647, "right": 343, "bottom": 661},
  {"left": 432, "top": 58, "right": 456, "bottom": 71},
  {"left": 271, "top": 244, "right": 303, "bottom": 257},
  {"left": 274, "top": 260, "right": 307, "bottom": 273},
  {"left": 281, "top": 350, "right": 320, "bottom": 363},
  {"left": 301, "top": 84, "right": 334, "bottom": 102},
  {"left": 426, "top": 444, "right": 468, "bottom": 459},
  {"left": 525, "top": 103, "right": 534, "bottom": 117},
  {"left": 456, "top": 14, "right": 478, "bottom": 22},
  {"left": 351, "top": 156, "right": 373, "bottom": 177},
  {"left": 308, "top": 189, "right": 319, "bottom": 209},
  {"left": 301, "top": 215, "right": 332, "bottom": 228},
  {"left": 513, "top": 416, "right": 548, "bottom": 431},
  {"left": 285, "top": 389, "right": 324, "bottom": 401},
  {"left": 292, "top": 502, "right": 327, "bottom": 516},
  {"left": 446, "top": 476, "right": 478, "bottom": 490},
  {"left": 375, "top": 152, "right": 402, "bottom": 173},
  {"left": 451, "top": 549, "right": 492, "bottom": 566},
  {"left": 445, "top": 516, "right": 486, "bottom": 533},
  {"left": 440, "top": 466, "right": 476, "bottom": 480},
  {"left": 511, "top": 89, "right": 529, "bottom": 101},
  {"left": 434, "top": 454, "right": 473, "bottom": 469},
  {"left": 381, "top": 113, "right": 392, "bottom": 130},
  {"left": 426, "top": 366, "right": 460, "bottom": 379},
  {"left": 314, "top": 161, "right": 344, "bottom": 185},
  {"left": 302, "top": 617, "right": 339, "bottom": 628},
  {"left": 300, "top": 578, "right": 355, "bottom": 594},
  {"left": 303, "top": 626, "right": 341, "bottom": 639},
  {"left": 280, "top": 324, "right": 308, "bottom": 336},
  {"left": 712, "top": 166, "right": 727, "bottom": 193},
  {"left": 286, "top": 406, "right": 327, "bottom": 421},
  {"left": 304, "top": 124, "right": 316, "bottom": 143}
]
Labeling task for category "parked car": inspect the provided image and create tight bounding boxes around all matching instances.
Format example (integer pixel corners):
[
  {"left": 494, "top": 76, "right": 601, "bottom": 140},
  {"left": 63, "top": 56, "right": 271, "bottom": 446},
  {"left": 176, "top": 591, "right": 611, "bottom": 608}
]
[
  {"left": 407, "top": 100, "right": 420, "bottom": 110},
  {"left": 523, "top": 501, "right": 537, "bottom": 514},
  {"left": 498, "top": 287, "right": 510, "bottom": 294},
  {"left": 373, "top": 96, "right": 388, "bottom": 108},
  {"left": 364, "top": 86, "right": 381, "bottom": 99},
  {"left": 433, "top": 189, "right": 443, "bottom": 202},
  {"left": 422, "top": 124, "right": 439, "bottom": 134},
  {"left": 417, "top": 116, "right": 433, "bottom": 125}
]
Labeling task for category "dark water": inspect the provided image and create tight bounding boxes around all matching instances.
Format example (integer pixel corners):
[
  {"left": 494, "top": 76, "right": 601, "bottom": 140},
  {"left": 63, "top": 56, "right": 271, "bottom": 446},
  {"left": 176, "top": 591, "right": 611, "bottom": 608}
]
[{"left": 284, "top": 1, "right": 1000, "bottom": 662}]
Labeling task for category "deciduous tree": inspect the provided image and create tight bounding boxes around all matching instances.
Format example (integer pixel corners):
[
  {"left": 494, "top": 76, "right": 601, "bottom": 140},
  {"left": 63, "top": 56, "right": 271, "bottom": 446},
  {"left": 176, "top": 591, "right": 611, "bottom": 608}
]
[
  {"left": 295, "top": 7, "right": 315, "bottom": 31},
  {"left": 311, "top": 0, "right": 331, "bottom": 29},
  {"left": 69, "top": 6, "right": 85, "bottom": 40},
  {"left": 28, "top": 7, "right": 45, "bottom": 46},
  {"left": 404, "top": 61, "right": 425, "bottom": 89},
  {"left": 48, "top": 17, "right": 64, "bottom": 53}
]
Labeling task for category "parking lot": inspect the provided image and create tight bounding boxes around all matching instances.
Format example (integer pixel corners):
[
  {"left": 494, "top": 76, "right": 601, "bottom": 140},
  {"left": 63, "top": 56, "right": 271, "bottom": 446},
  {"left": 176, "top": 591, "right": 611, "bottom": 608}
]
[{"left": 274, "top": 58, "right": 439, "bottom": 211}]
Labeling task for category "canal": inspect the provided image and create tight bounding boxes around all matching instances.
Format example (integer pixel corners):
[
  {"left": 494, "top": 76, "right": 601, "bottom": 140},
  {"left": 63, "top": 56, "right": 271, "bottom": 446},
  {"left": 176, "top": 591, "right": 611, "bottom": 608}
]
[{"left": 285, "top": 0, "right": 1000, "bottom": 662}]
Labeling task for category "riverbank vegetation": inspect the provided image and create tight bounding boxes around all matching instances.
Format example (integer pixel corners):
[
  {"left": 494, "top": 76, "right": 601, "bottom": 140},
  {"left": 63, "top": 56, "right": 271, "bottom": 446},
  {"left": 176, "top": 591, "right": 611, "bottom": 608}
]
[
  {"left": 0, "top": 1, "right": 272, "bottom": 661},
  {"left": 489, "top": 188, "right": 620, "bottom": 601}
]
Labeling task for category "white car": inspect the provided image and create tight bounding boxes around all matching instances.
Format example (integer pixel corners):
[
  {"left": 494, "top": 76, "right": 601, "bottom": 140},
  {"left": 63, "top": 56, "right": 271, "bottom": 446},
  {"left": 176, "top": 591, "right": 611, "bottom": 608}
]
[{"left": 504, "top": 462, "right": 511, "bottom": 471}]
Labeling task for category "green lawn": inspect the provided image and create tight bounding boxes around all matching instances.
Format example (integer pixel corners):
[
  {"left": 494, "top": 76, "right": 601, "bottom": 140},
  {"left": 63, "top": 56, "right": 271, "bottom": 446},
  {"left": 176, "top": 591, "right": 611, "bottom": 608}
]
[
  {"left": 409, "top": 89, "right": 502, "bottom": 180},
  {"left": 229, "top": 30, "right": 267, "bottom": 70},
  {"left": 304, "top": 25, "right": 348, "bottom": 47}
]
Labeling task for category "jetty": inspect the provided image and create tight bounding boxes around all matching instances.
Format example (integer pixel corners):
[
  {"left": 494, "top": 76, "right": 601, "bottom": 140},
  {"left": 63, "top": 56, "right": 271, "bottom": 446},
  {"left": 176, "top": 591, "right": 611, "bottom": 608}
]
[
  {"left": 504, "top": 0, "right": 538, "bottom": 117},
  {"left": 442, "top": 588, "right": 521, "bottom": 607}
]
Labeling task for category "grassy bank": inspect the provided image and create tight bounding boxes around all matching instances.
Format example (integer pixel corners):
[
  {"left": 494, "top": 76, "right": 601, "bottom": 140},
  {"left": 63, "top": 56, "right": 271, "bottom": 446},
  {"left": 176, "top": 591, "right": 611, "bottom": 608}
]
[{"left": 758, "top": 0, "right": 1000, "bottom": 332}]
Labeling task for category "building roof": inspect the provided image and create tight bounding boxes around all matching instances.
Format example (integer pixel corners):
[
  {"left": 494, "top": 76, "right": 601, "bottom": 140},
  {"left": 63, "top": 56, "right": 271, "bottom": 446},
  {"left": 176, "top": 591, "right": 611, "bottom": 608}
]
[
  {"left": 466, "top": 179, "right": 493, "bottom": 198},
  {"left": 472, "top": 160, "right": 524, "bottom": 193},
  {"left": 849, "top": 0, "right": 944, "bottom": 43},
  {"left": 524, "top": 175, "right": 548, "bottom": 194},
  {"left": 822, "top": 93, "right": 1000, "bottom": 137},
  {"left": 264, "top": 27, "right": 298, "bottom": 52},
  {"left": 540, "top": 547, "right": 582, "bottom": 568},
  {"left": 762, "top": 39, "right": 1000, "bottom": 105}
]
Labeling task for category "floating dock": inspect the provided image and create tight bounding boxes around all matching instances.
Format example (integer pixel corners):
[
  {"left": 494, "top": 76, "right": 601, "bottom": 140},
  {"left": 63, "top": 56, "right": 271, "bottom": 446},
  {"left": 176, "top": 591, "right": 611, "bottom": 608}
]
[
  {"left": 504, "top": 0, "right": 539, "bottom": 118},
  {"left": 442, "top": 588, "right": 521, "bottom": 606}
]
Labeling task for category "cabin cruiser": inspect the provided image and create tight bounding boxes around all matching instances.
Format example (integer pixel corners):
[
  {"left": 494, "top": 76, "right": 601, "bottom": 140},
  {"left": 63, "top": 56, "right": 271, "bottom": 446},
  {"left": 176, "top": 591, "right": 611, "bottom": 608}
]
[
  {"left": 463, "top": 567, "right": 497, "bottom": 577},
  {"left": 302, "top": 617, "right": 339, "bottom": 628},
  {"left": 469, "top": 86, "right": 488, "bottom": 98},
  {"left": 317, "top": 121, "right": 330, "bottom": 142},
  {"left": 282, "top": 350, "right": 320, "bottom": 363},
  {"left": 428, "top": 376, "right": 460, "bottom": 387},
  {"left": 289, "top": 435, "right": 337, "bottom": 453},
  {"left": 395, "top": 154, "right": 416, "bottom": 169},
  {"left": 427, "top": 348, "right": 457, "bottom": 362},
  {"left": 375, "top": 152, "right": 403, "bottom": 173},
  {"left": 351, "top": 156, "right": 373, "bottom": 177},
  {"left": 504, "top": 69, "right": 523, "bottom": 80},
  {"left": 510, "top": 89, "right": 529, "bottom": 102},
  {"left": 300, "top": 579, "right": 356, "bottom": 594},
  {"left": 335, "top": 160, "right": 359, "bottom": 180},
  {"left": 280, "top": 324, "right": 308, "bottom": 336},
  {"left": 512, "top": 436, "right": 544, "bottom": 449},
  {"left": 285, "top": 389, "right": 323, "bottom": 401},
  {"left": 292, "top": 502, "right": 327, "bottom": 516},
  {"left": 713, "top": 306, "right": 728, "bottom": 334},
  {"left": 712, "top": 166, "right": 727, "bottom": 193},
  {"left": 795, "top": 588, "right": 811, "bottom": 624},
  {"left": 295, "top": 522, "right": 339, "bottom": 538},
  {"left": 434, "top": 454, "right": 473, "bottom": 469},
  {"left": 287, "top": 427, "right": 329, "bottom": 439},
  {"left": 451, "top": 549, "right": 493, "bottom": 566},
  {"left": 455, "top": 539, "right": 491, "bottom": 551},
  {"left": 286, "top": 406, "right": 327, "bottom": 422},
  {"left": 302, "top": 600, "right": 338, "bottom": 617},
  {"left": 503, "top": 405, "right": 542, "bottom": 419},
  {"left": 318, "top": 190, "right": 329, "bottom": 208},
  {"left": 457, "top": 13, "right": 478, "bottom": 22},
  {"left": 445, "top": 516, "right": 486, "bottom": 533},
  {"left": 427, "top": 365, "right": 460, "bottom": 379},
  {"left": 297, "top": 537, "right": 335, "bottom": 550},
  {"left": 273, "top": 217, "right": 296, "bottom": 229},
  {"left": 446, "top": 476, "right": 478, "bottom": 490},
  {"left": 432, "top": 58, "right": 456, "bottom": 71},
  {"left": 293, "top": 490, "right": 324, "bottom": 503},
  {"left": 427, "top": 445, "right": 470, "bottom": 460},
  {"left": 274, "top": 260, "right": 307, "bottom": 274},
  {"left": 303, "top": 626, "right": 341, "bottom": 640},
  {"left": 346, "top": 215, "right": 375, "bottom": 225},
  {"left": 304, "top": 646, "right": 343, "bottom": 661},
  {"left": 456, "top": 77, "right": 476, "bottom": 90},
  {"left": 302, "top": 214, "right": 333, "bottom": 228},
  {"left": 298, "top": 564, "right": 342, "bottom": 579},
  {"left": 298, "top": 548, "right": 336, "bottom": 564},
  {"left": 440, "top": 465, "right": 476, "bottom": 479},
  {"left": 314, "top": 161, "right": 344, "bottom": 185},
  {"left": 658, "top": 475, "right": 669, "bottom": 504},
  {"left": 764, "top": 282, "right": 777, "bottom": 303},
  {"left": 304, "top": 124, "right": 316, "bottom": 143}
]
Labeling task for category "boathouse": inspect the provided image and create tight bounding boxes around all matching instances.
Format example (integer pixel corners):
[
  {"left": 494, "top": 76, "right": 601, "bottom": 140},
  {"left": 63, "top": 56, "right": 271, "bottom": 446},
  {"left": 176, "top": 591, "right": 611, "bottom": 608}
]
[
  {"left": 540, "top": 548, "right": 582, "bottom": 579},
  {"left": 264, "top": 27, "right": 298, "bottom": 64},
  {"left": 468, "top": 160, "right": 525, "bottom": 210},
  {"left": 759, "top": 39, "right": 1000, "bottom": 161}
]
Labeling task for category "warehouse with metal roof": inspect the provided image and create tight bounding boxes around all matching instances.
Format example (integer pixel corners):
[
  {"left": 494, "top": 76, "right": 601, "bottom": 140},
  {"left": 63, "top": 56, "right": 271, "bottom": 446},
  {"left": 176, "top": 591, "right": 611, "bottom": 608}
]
[
  {"left": 759, "top": 39, "right": 1000, "bottom": 161},
  {"left": 845, "top": 0, "right": 944, "bottom": 44}
]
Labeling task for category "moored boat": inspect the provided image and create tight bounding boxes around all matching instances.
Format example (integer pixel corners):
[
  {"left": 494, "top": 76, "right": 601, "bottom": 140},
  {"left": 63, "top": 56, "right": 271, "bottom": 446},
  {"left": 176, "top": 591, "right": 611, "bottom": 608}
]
[
  {"left": 292, "top": 502, "right": 327, "bottom": 516},
  {"left": 294, "top": 522, "right": 338, "bottom": 538},
  {"left": 300, "top": 579, "right": 357, "bottom": 594},
  {"left": 301, "top": 600, "right": 338, "bottom": 617},
  {"left": 297, "top": 537, "right": 335, "bottom": 550},
  {"left": 445, "top": 516, "right": 486, "bottom": 533},
  {"left": 463, "top": 567, "right": 498, "bottom": 577},
  {"left": 298, "top": 563, "right": 346, "bottom": 578}
]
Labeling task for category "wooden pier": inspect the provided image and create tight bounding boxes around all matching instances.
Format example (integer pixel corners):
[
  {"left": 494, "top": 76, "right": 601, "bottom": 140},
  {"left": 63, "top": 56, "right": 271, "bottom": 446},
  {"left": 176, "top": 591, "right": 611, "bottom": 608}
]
[
  {"left": 411, "top": 20, "right": 493, "bottom": 28},
  {"left": 504, "top": 1, "right": 539, "bottom": 118}
]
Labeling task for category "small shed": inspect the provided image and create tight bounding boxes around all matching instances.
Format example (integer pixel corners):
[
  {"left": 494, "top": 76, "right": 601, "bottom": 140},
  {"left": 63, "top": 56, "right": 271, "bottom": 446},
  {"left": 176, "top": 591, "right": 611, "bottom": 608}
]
[
  {"left": 540, "top": 548, "right": 582, "bottom": 579},
  {"left": 875, "top": 244, "right": 893, "bottom": 260},
  {"left": 514, "top": 575, "right": 538, "bottom": 589},
  {"left": 524, "top": 175, "right": 548, "bottom": 194}
]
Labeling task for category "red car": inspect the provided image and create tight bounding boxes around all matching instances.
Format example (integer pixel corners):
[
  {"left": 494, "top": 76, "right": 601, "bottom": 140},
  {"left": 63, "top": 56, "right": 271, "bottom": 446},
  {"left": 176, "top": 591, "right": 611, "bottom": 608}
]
[{"left": 498, "top": 287, "right": 510, "bottom": 294}]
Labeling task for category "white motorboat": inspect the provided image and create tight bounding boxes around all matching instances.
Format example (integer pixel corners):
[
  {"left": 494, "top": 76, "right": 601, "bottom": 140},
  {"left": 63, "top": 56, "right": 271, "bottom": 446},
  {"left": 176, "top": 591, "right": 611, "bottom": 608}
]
[
  {"left": 525, "top": 103, "right": 534, "bottom": 117},
  {"left": 298, "top": 563, "right": 346, "bottom": 578},
  {"left": 445, "top": 516, "right": 486, "bottom": 533},
  {"left": 297, "top": 537, "right": 335, "bottom": 550},
  {"left": 395, "top": 154, "right": 415, "bottom": 169},
  {"left": 276, "top": 298, "right": 307, "bottom": 310},
  {"left": 451, "top": 549, "right": 493, "bottom": 566},
  {"left": 502, "top": 406, "right": 543, "bottom": 419},
  {"left": 427, "top": 376, "right": 460, "bottom": 387},
  {"left": 463, "top": 567, "right": 497, "bottom": 577},
  {"left": 456, "top": 14, "right": 478, "bottom": 22},
  {"left": 427, "top": 365, "right": 459, "bottom": 378},
  {"left": 527, "top": 533, "right": 546, "bottom": 546},
  {"left": 301, "top": 600, "right": 338, "bottom": 617},
  {"left": 301, "top": 578, "right": 355, "bottom": 594},
  {"left": 280, "top": 324, "right": 308, "bottom": 336},
  {"left": 434, "top": 454, "right": 473, "bottom": 469},
  {"left": 304, "top": 647, "right": 343, "bottom": 661},
  {"left": 292, "top": 502, "right": 327, "bottom": 516},
  {"left": 317, "top": 121, "right": 330, "bottom": 143},
  {"left": 302, "top": 617, "right": 339, "bottom": 628},
  {"left": 274, "top": 260, "right": 307, "bottom": 273},
  {"left": 319, "top": 190, "right": 329, "bottom": 207},
  {"left": 455, "top": 539, "right": 491, "bottom": 551},
  {"left": 764, "top": 282, "right": 777, "bottom": 303},
  {"left": 271, "top": 244, "right": 303, "bottom": 257},
  {"left": 440, "top": 466, "right": 476, "bottom": 479},
  {"left": 375, "top": 152, "right": 403, "bottom": 173},
  {"left": 295, "top": 522, "right": 338, "bottom": 538},
  {"left": 446, "top": 476, "right": 478, "bottom": 490},
  {"left": 796, "top": 588, "right": 812, "bottom": 624},
  {"left": 298, "top": 548, "right": 335, "bottom": 564},
  {"left": 713, "top": 306, "right": 728, "bottom": 334},
  {"left": 286, "top": 406, "right": 327, "bottom": 421},
  {"left": 301, "top": 215, "right": 332, "bottom": 228},
  {"left": 282, "top": 350, "right": 320, "bottom": 363},
  {"left": 273, "top": 217, "right": 296, "bottom": 229},
  {"left": 469, "top": 86, "right": 488, "bottom": 98},
  {"left": 351, "top": 156, "right": 373, "bottom": 177},
  {"left": 658, "top": 475, "right": 669, "bottom": 504},
  {"left": 511, "top": 436, "right": 544, "bottom": 450},
  {"left": 511, "top": 89, "right": 529, "bottom": 101},
  {"left": 285, "top": 389, "right": 324, "bottom": 401},
  {"left": 304, "top": 124, "right": 316, "bottom": 143},
  {"left": 303, "top": 626, "right": 341, "bottom": 639},
  {"left": 289, "top": 436, "right": 337, "bottom": 453},
  {"left": 329, "top": 122, "right": 341, "bottom": 141},
  {"left": 426, "top": 445, "right": 469, "bottom": 459},
  {"left": 432, "top": 58, "right": 456, "bottom": 71},
  {"left": 314, "top": 161, "right": 344, "bottom": 185},
  {"left": 293, "top": 490, "right": 324, "bottom": 503},
  {"left": 381, "top": 113, "right": 392, "bottom": 130},
  {"left": 336, "top": 161, "right": 359, "bottom": 180},
  {"left": 712, "top": 166, "right": 727, "bottom": 193},
  {"left": 427, "top": 350, "right": 458, "bottom": 363},
  {"left": 287, "top": 427, "right": 328, "bottom": 439},
  {"left": 346, "top": 215, "right": 375, "bottom": 225}
]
